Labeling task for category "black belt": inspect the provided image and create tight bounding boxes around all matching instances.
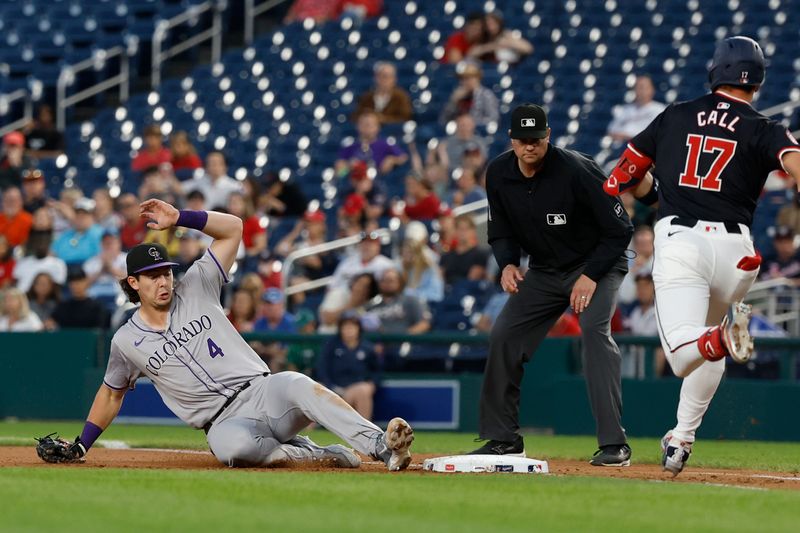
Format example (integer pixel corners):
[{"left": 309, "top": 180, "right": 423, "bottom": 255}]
[
  {"left": 671, "top": 217, "right": 742, "bottom": 234},
  {"left": 203, "top": 372, "right": 269, "bottom": 433}
]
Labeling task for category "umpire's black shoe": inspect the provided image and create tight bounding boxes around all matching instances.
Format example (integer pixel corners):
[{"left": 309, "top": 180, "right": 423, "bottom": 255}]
[
  {"left": 468, "top": 435, "right": 526, "bottom": 457},
  {"left": 589, "top": 444, "right": 632, "bottom": 467}
]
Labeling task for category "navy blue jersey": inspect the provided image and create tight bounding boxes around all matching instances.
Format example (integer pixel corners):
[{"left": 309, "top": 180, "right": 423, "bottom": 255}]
[{"left": 630, "top": 91, "right": 800, "bottom": 226}]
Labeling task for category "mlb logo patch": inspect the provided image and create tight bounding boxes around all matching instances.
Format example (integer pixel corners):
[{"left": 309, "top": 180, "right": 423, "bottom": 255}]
[
  {"left": 547, "top": 213, "right": 567, "bottom": 225},
  {"left": 521, "top": 118, "right": 536, "bottom": 127},
  {"left": 716, "top": 102, "right": 730, "bottom": 110}
]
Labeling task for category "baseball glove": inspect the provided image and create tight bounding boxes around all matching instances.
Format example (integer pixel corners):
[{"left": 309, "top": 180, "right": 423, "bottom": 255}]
[{"left": 35, "top": 433, "right": 87, "bottom": 464}]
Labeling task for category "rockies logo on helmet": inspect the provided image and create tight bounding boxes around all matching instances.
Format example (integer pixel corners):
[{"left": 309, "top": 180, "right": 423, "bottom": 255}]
[{"left": 148, "top": 247, "right": 163, "bottom": 261}]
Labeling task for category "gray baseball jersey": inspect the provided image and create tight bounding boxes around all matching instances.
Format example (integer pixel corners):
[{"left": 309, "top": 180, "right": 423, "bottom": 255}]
[{"left": 104, "top": 249, "right": 269, "bottom": 429}]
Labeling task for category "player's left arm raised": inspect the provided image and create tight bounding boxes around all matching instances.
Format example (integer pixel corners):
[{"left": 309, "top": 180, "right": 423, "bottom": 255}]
[{"left": 140, "top": 198, "right": 243, "bottom": 272}]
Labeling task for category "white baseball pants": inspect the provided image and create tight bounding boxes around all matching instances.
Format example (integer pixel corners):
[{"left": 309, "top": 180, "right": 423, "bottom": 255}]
[{"left": 652, "top": 216, "right": 759, "bottom": 442}]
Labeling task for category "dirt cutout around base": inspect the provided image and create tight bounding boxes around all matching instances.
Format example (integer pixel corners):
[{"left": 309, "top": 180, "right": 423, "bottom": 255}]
[{"left": 2, "top": 446, "right": 798, "bottom": 491}]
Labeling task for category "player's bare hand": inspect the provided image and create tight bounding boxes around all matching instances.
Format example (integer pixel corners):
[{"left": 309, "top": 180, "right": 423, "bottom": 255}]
[
  {"left": 140, "top": 198, "right": 179, "bottom": 230},
  {"left": 501, "top": 265, "right": 524, "bottom": 294},
  {"left": 570, "top": 274, "right": 597, "bottom": 314}
]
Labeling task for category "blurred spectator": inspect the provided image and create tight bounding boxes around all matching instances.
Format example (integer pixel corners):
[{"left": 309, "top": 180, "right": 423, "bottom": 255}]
[
  {"left": 468, "top": 11, "right": 533, "bottom": 64},
  {"left": 21, "top": 169, "right": 49, "bottom": 213},
  {"left": 618, "top": 225, "right": 655, "bottom": 306},
  {"left": 50, "top": 187, "right": 83, "bottom": 236},
  {"left": 227, "top": 288, "right": 258, "bottom": 333},
  {"left": 131, "top": 124, "right": 171, "bottom": 172},
  {"left": 23, "top": 104, "right": 64, "bottom": 158},
  {"left": 284, "top": 0, "right": 382, "bottom": 23},
  {"left": 138, "top": 165, "right": 182, "bottom": 203},
  {"left": 183, "top": 151, "right": 242, "bottom": 210},
  {"left": 433, "top": 205, "right": 457, "bottom": 254},
  {"left": 400, "top": 233, "right": 444, "bottom": 303},
  {"left": 338, "top": 161, "right": 388, "bottom": 220},
  {"left": 315, "top": 313, "right": 381, "bottom": 419},
  {"left": 49, "top": 266, "right": 108, "bottom": 329},
  {"left": 14, "top": 227, "right": 66, "bottom": 292},
  {"left": 761, "top": 226, "right": 800, "bottom": 281},
  {"left": 0, "top": 235, "right": 13, "bottom": 287},
  {"left": 251, "top": 288, "right": 297, "bottom": 371},
  {"left": 607, "top": 75, "right": 665, "bottom": 144},
  {"left": 169, "top": 131, "right": 203, "bottom": 172},
  {"left": 51, "top": 197, "right": 103, "bottom": 266},
  {"left": 447, "top": 166, "right": 487, "bottom": 208},
  {"left": 337, "top": 0, "right": 382, "bottom": 19},
  {"left": 173, "top": 230, "right": 206, "bottom": 278},
  {"left": 430, "top": 113, "right": 489, "bottom": 174},
  {"left": 625, "top": 273, "right": 658, "bottom": 335},
  {"left": 227, "top": 191, "right": 267, "bottom": 259},
  {"left": 440, "top": 214, "right": 489, "bottom": 285},
  {"left": 335, "top": 111, "right": 408, "bottom": 175},
  {"left": 0, "top": 287, "right": 43, "bottom": 332},
  {"left": 117, "top": 193, "right": 147, "bottom": 251},
  {"left": 93, "top": 189, "right": 122, "bottom": 233},
  {"left": 396, "top": 174, "right": 441, "bottom": 221},
  {"left": 26, "top": 272, "right": 60, "bottom": 324},
  {"left": 443, "top": 12, "right": 487, "bottom": 64},
  {"left": 259, "top": 174, "right": 308, "bottom": 217},
  {"left": 185, "top": 189, "right": 207, "bottom": 211},
  {"left": 0, "top": 187, "right": 32, "bottom": 247},
  {"left": 83, "top": 232, "right": 127, "bottom": 310},
  {"left": 439, "top": 61, "right": 500, "bottom": 127},
  {"left": 238, "top": 272, "right": 266, "bottom": 307},
  {"left": 775, "top": 188, "right": 800, "bottom": 236},
  {"left": 319, "top": 233, "right": 393, "bottom": 328},
  {"left": 276, "top": 209, "right": 338, "bottom": 282},
  {"left": 0, "top": 132, "right": 31, "bottom": 190},
  {"left": 362, "top": 268, "right": 432, "bottom": 334},
  {"left": 353, "top": 62, "right": 413, "bottom": 124}
]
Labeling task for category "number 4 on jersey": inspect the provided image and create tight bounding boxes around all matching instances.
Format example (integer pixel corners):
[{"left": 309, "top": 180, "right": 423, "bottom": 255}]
[
  {"left": 678, "top": 134, "right": 737, "bottom": 192},
  {"left": 207, "top": 338, "right": 225, "bottom": 358}
]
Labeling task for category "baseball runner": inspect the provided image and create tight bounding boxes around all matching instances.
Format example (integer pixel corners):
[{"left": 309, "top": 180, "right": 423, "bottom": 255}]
[
  {"left": 603, "top": 36, "right": 800, "bottom": 475},
  {"left": 36, "top": 199, "right": 414, "bottom": 470}
]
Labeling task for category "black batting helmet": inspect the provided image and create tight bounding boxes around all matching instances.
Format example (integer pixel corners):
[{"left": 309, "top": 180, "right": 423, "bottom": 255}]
[{"left": 708, "top": 36, "right": 765, "bottom": 91}]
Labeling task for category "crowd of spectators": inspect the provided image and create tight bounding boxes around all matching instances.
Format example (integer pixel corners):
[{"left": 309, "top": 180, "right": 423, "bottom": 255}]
[{"left": 0, "top": 4, "right": 797, "bottom": 419}]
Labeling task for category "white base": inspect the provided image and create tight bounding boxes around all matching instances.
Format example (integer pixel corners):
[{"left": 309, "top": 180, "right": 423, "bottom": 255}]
[{"left": 423, "top": 454, "right": 549, "bottom": 474}]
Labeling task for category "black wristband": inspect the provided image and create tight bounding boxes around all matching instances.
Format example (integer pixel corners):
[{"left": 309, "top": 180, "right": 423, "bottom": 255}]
[{"left": 638, "top": 180, "right": 659, "bottom": 206}]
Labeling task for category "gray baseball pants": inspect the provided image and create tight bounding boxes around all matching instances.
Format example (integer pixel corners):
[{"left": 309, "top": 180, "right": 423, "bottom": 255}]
[
  {"left": 206, "top": 371, "right": 387, "bottom": 466},
  {"left": 479, "top": 263, "right": 627, "bottom": 447}
]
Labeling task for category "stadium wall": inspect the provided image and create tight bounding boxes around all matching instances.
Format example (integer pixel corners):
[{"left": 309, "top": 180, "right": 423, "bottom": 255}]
[{"left": 1, "top": 331, "right": 799, "bottom": 441}]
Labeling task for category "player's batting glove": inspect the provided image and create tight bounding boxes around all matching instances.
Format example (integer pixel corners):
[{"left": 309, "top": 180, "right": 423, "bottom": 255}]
[{"left": 35, "top": 434, "right": 87, "bottom": 464}]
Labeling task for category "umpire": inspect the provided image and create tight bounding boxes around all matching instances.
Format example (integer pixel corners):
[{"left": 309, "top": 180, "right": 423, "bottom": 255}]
[{"left": 470, "top": 104, "right": 634, "bottom": 466}]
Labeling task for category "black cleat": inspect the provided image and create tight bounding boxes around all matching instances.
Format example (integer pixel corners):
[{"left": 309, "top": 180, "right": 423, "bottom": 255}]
[
  {"left": 589, "top": 444, "right": 632, "bottom": 466},
  {"left": 468, "top": 435, "right": 526, "bottom": 457}
]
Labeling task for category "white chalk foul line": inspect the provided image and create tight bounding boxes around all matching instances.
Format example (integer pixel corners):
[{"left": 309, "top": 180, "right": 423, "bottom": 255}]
[{"left": 696, "top": 471, "right": 800, "bottom": 482}]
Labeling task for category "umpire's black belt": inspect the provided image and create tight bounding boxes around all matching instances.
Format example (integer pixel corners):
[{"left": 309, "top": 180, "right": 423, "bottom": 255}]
[
  {"left": 671, "top": 217, "right": 742, "bottom": 234},
  {"left": 203, "top": 372, "right": 269, "bottom": 434}
]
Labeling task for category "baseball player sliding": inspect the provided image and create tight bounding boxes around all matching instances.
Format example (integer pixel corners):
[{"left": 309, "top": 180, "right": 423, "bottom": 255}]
[
  {"left": 36, "top": 199, "right": 414, "bottom": 470},
  {"left": 604, "top": 36, "right": 800, "bottom": 475}
]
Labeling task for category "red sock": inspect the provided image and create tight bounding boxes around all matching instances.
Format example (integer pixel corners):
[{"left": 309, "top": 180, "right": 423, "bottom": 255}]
[{"left": 697, "top": 327, "right": 728, "bottom": 361}]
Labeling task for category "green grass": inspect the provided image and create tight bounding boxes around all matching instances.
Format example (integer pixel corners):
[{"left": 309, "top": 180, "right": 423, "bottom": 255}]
[
  {"left": 3, "top": 420, "right": 800, "bottom": 532},
  {"left": 3, "top": 420, "right": 800, "bottom": 471},
  {"left": 1, "top": 467, "right": 798, "bottom": 533}
]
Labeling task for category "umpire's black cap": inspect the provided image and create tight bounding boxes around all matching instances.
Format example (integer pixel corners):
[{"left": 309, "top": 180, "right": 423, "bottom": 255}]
[
  {"left": 126, "top": 243, "right": 179, "bottom": 276},
  {"left": 509, "top": 104, "right": 549, "bottom": 139}
]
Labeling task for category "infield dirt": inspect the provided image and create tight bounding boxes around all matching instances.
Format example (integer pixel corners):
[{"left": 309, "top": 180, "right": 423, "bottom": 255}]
[{"left": 2, "top": 446, "right": 798, "bottom": 491}]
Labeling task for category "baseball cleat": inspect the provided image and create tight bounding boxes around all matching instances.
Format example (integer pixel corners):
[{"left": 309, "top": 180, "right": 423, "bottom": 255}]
[
  {"left": 384, "top": 417, "right": 414, "bottom": 471},
  {"left": 589, "top": 443, "right": 631, "bottom": 466},
  {"left": 720, "top": 302, "right": 754, "bottom": 363},
  {"left": 661, "top": 431, "right": 692, "bottom": 477},
  {"left": 467, "top": 435, "right": 526, "bottom": 457}
]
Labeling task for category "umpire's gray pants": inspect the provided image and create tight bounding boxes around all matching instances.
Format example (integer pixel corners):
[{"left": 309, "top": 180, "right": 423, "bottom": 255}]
[
  {"left": 479, "top": 264, "right": 627, "bottom": 447},
  {"left": 206, "top": 372, "right": 386, "bottom": 467}
]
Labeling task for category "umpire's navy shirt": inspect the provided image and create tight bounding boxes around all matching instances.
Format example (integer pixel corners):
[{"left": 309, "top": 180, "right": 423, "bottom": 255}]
[{"left": 486, "top": 145, "right": 633, "bottom": 281}]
